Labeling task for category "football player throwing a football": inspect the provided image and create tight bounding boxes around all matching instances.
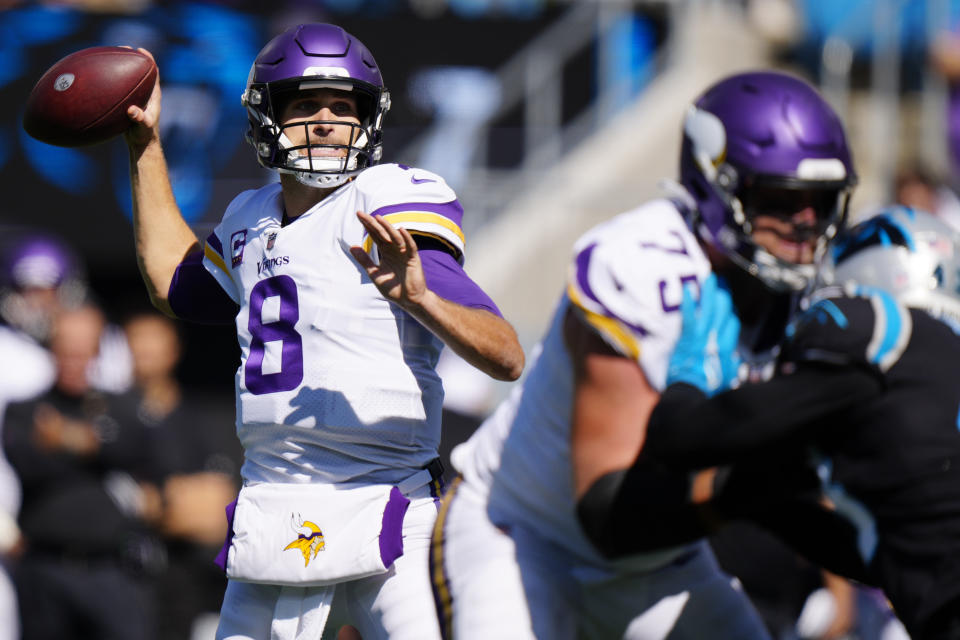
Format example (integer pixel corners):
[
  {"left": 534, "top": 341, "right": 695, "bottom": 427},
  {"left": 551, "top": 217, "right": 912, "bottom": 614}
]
[
  {"left": 122, "top": 23, "right": 523, "bottom": 640},
  {"left": 430, "top": 71, "right": 856, "bottom": 639}
]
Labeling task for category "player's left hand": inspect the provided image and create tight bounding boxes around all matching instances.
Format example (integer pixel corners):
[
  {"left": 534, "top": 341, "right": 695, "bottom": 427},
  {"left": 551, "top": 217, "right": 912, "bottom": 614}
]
[
  {"left": 666, "top": 273, "right": 741, "bottom": 395},
  {"left": 350, "top": 211, "right": 428, "bottom": 311}
]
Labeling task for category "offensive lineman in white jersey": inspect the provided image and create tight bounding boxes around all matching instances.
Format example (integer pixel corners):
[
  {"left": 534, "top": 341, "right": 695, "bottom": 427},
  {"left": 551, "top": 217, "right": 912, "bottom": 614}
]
[
  {"left": 430, "top": 71, "right": 857, "bottom": 639},
  {"left": 122, "top": 23, "right": 523, "bottom": 640}
]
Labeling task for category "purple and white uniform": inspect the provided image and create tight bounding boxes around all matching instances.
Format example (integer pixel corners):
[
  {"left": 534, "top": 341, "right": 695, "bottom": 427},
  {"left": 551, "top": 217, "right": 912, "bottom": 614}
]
[
  {"left": 192, "top": 162, "right": 493, "bottom": 640},
  {"left": 202, "top": 163, "right": 471, "bottom": 487},
  {"left": 435, "top": 199, "right": 770, "bottom": 640}
]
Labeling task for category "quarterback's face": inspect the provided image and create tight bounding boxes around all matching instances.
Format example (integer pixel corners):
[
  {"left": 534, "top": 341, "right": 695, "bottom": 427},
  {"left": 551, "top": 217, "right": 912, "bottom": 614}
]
[
  {"left": 279, "top": 88, "right": 361, "bottom": 157},
  {"left": 742, "top": 186, "right": 838, "bottom": 264}
]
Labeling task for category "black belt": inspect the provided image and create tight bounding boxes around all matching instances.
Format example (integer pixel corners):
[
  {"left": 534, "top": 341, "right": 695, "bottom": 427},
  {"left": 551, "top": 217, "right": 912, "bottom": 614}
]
[{"left": 424, "top": 458, "right": 445, "bottom": 482}]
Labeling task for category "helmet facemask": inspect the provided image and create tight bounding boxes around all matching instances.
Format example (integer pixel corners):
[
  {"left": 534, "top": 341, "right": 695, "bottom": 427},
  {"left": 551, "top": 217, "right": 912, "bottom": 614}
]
[
  {"left": 244, "top": 77, "right": 390, "bottom": 188},
  {"left": 729, "top": 179, "right": 853, "bottom": 292}
]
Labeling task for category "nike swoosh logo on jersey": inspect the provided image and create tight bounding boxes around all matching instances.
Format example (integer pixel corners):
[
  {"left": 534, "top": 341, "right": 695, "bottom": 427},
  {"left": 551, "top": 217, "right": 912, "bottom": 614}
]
[{"left": 410, "top": 175, "right": 436, "bottom": 184}]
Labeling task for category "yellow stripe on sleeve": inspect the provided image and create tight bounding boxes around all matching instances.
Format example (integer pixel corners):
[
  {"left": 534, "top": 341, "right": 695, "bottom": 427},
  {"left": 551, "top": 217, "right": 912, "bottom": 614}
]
[
  {"left": 567, "top": 282, "right": 642, "bottom": 362},
  {"left": 361, "top": 211, "right": 467, "bottom": 254},
  {"left": 204, "top": 242, "right": 237, "bottom": 289},
  {"left": 380, "top": 212, "right": 465, "bottom": 244}
]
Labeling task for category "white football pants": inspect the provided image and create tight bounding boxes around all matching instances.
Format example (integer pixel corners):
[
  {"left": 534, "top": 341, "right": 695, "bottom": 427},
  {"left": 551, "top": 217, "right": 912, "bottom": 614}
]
[
  {"left": 432, "top": 476, "right": 771, "bottom": 640},
  {"left": 216, "top": 483, "right": 442, "bottom": 640}
]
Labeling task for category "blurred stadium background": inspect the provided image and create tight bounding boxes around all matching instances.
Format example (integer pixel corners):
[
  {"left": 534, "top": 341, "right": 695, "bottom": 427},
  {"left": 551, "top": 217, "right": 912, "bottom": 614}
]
[{"left": 1, "top": 0, "right": 959, "bottom": 401}]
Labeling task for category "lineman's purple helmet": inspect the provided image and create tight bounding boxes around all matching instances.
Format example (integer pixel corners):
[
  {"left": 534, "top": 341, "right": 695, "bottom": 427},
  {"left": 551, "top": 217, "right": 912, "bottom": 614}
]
[
  {"left": 679, "top": 71, "right": 856, "bottom": 291},
  {"left": 242, "top": 23, "right": 391, "bottom": 188}
]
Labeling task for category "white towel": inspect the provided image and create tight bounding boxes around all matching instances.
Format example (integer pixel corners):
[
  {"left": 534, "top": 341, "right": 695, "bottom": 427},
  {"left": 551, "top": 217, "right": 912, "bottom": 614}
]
[{"left": 226, "top": 481, "right": 410, "bottom": 586}]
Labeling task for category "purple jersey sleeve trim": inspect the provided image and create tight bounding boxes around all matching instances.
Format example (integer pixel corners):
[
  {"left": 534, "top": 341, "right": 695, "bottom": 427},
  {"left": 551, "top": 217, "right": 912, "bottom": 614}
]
[
  {"left": 574, "top": 243, "right": 601, "bottom": 305},
  {"left": 420, "top": 248, "right": 502, "bottom": 317},
  {"left": 571, "top": 242, "right": 649, "bottom": 337},
  {"left": 369, "top": 200, "right": 464, "bottom": 229},
  {"left": 379, "top": 486, "right": 410, "bottom": 568},
  {"left": 206, "top": 231, "right": 224, "bottom": 258},
  {"left": 214, "top": 498, "right": 238, "bottom": 573},
  {"left": 168, "top": 250, "right": 239, "bottom": 325}
]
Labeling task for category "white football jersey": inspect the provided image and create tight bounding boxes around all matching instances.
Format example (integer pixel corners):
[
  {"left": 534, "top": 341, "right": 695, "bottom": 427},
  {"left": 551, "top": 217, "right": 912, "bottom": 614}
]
[
  {"left": 454, "top": 199, "right": 712, "bottom": 570},
  {"left": 203, "top": 163, "right": 466, "bottom": 486}
]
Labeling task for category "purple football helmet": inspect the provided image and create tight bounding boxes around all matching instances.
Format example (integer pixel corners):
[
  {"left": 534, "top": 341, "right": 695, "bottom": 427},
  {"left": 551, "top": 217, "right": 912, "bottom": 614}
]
[
  {"left": 242, "top": 23, "right": 391, "bottom": 188},
  {"left": 0, "top": 232, "right": 87, "bottom": 341},
  {"left": 679, "top": 71, "right": 856, "bottom": 292}
]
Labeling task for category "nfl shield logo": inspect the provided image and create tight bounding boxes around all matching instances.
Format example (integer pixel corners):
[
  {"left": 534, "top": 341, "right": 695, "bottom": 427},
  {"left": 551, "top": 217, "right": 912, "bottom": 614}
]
[{"left": 266, "top": 232, "right": 277, "bottom": 251}]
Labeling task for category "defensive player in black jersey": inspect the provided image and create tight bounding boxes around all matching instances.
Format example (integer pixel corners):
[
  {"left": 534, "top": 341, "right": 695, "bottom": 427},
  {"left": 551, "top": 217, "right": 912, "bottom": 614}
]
[{"left": 580, "top": 207, "right": 960, "bottom": 640}]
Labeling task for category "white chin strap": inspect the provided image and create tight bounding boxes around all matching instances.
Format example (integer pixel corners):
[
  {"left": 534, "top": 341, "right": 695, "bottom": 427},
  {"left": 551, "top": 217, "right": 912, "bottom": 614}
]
[{"left": 278, "top": 130, "right": 368, "bottom": 188}]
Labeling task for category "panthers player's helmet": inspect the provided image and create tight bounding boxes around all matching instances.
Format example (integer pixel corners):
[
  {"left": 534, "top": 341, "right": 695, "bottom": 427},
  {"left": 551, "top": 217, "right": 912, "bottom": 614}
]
[
  {"left": 0, "top": 232, "right": 87, "bottom": 341},
  {"left": 679, "top": 71, "right": 856, "bottom": 292},
  {"left": 831, "top": 206, "right": 960, "bottom": 325},
  {"left": 242, "top": 23, "right": 391, "bottom": 188}
]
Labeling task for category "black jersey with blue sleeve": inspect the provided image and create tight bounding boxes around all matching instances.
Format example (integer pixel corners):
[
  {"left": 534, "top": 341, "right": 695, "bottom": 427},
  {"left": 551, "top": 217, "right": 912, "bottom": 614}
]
[{"left": 640, "top": 288, "right": 960, "bottom": 639}]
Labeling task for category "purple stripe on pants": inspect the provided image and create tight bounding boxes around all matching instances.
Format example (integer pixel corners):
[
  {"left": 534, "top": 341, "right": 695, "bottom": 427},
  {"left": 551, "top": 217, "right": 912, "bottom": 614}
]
[
  {"left": 214, "top": 498, "right": 238, "bottom": 573},
  {"left": 380, "top": 487, "right": 410, "bottom": 568}
]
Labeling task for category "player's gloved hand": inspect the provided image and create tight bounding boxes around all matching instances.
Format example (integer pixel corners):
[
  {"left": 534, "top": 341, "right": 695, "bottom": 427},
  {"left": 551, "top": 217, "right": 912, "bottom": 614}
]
[{"left": 666, "top": 273, "right": 741, "bottom": 395}]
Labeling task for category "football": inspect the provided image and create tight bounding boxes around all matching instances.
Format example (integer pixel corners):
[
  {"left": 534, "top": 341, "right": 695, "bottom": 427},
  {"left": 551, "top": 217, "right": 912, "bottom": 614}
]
[{"left": 22, "top": 46, "right": 157, "bottom": 147}]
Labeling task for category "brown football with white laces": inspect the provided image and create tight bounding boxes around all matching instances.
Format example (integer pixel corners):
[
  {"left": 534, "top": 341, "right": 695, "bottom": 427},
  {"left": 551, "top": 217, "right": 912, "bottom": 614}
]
[{"left": 23, "top": 46, "right": 157, "bottom": 147}]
